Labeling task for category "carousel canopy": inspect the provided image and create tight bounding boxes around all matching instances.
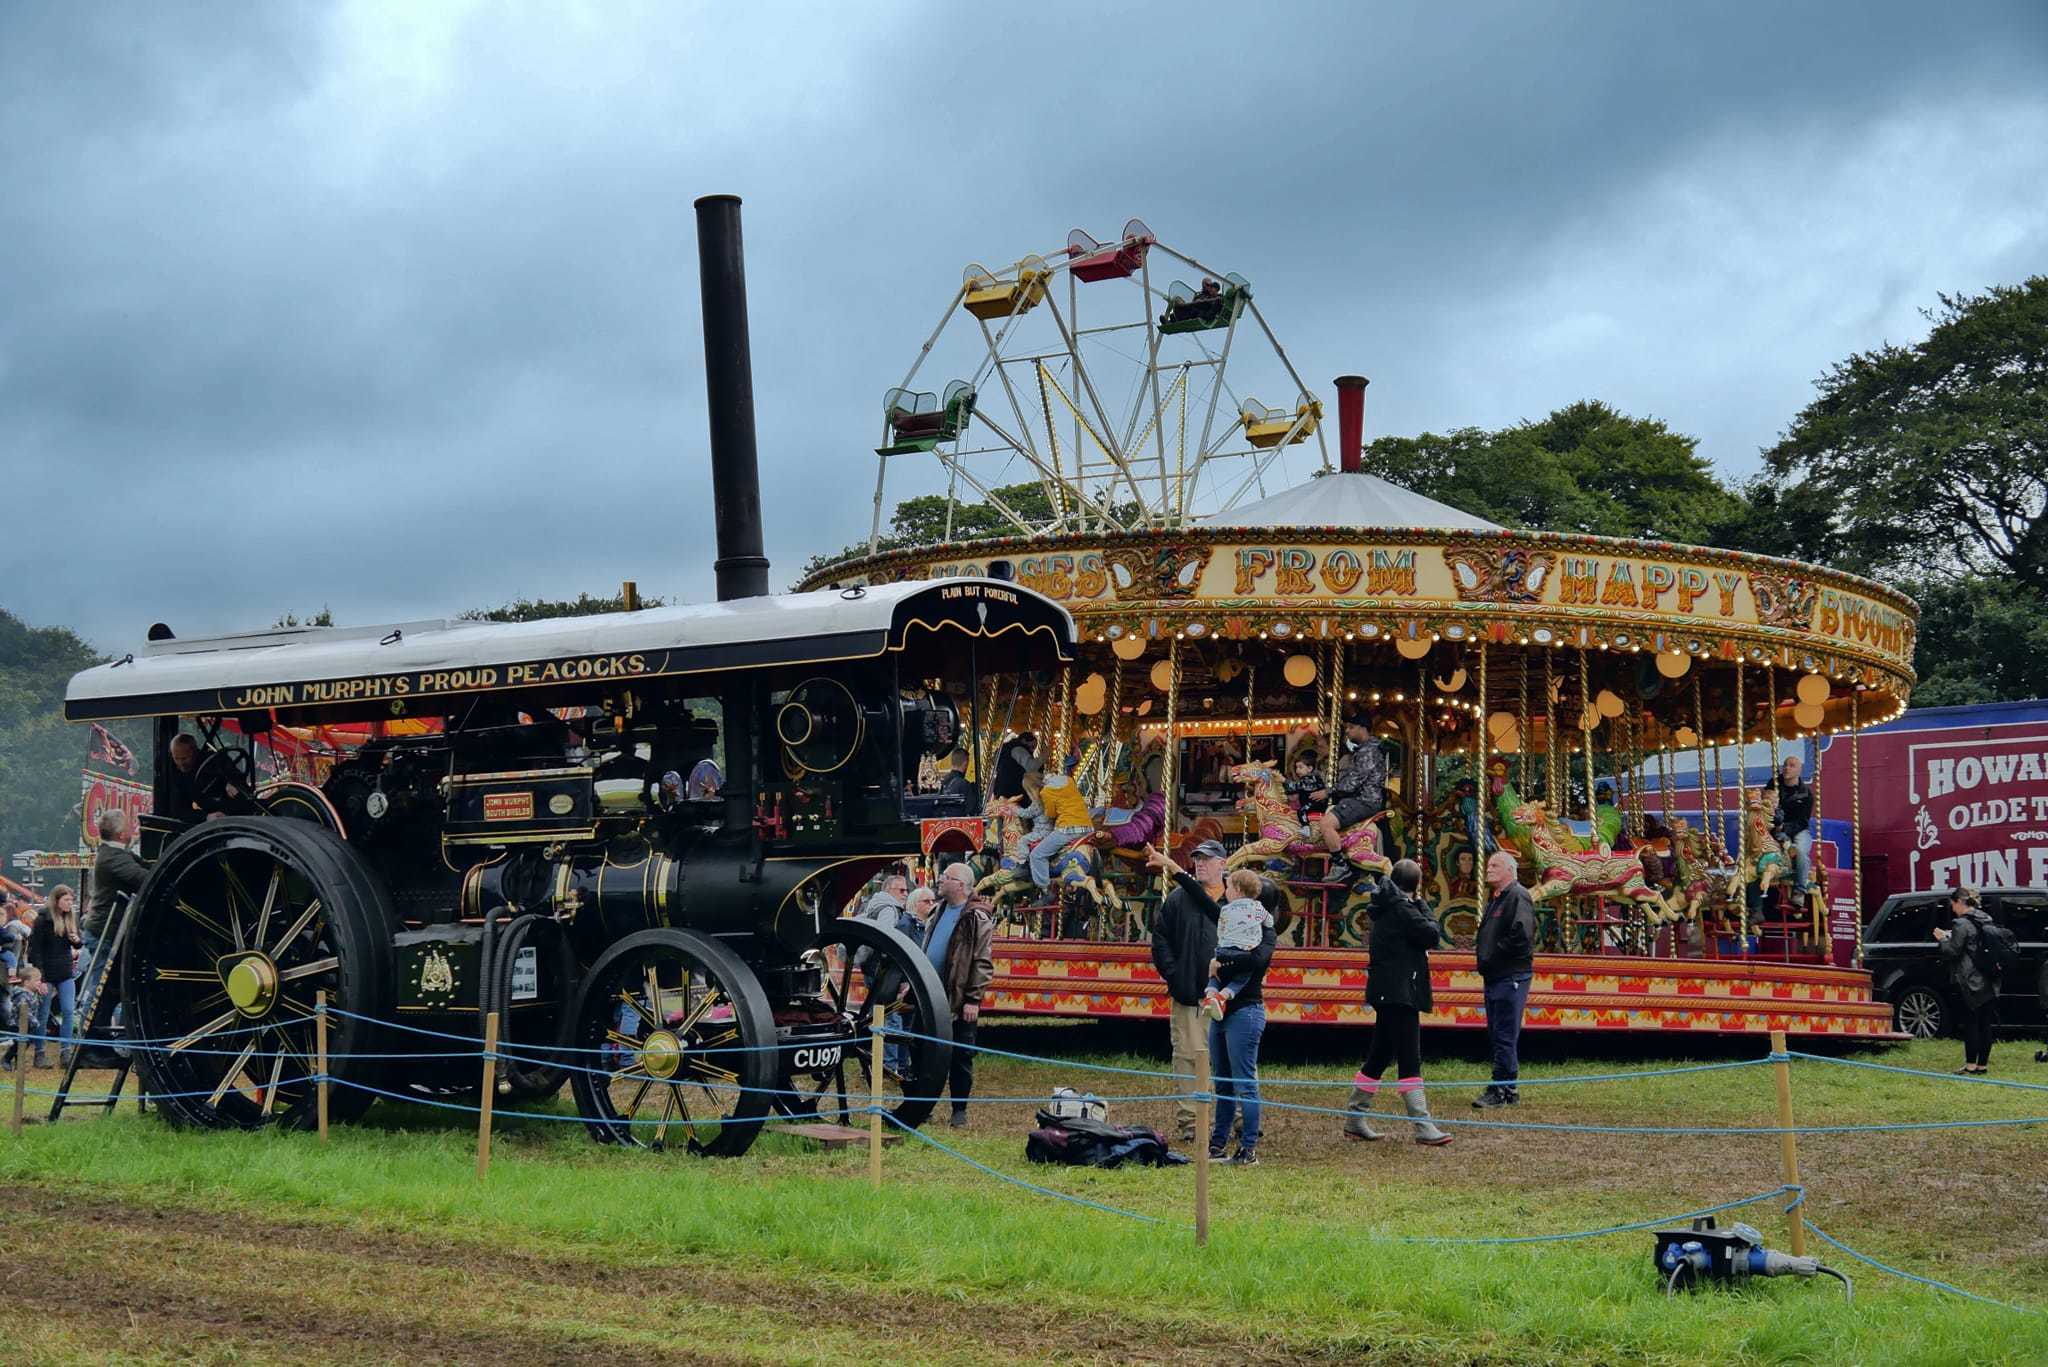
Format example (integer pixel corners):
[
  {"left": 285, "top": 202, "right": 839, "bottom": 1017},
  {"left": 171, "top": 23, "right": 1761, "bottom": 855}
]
[{"left": 1202, "top": 470, "right": 1502, "bottom": 532}]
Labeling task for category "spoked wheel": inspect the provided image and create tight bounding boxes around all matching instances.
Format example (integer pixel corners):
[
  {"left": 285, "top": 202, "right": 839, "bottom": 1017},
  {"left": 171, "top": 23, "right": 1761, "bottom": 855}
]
[
  {"left": 568, "top": 929, "right": 776, "bottom": 1157},
  {"left": 776, "top": 918, "right": 952, "bottom": 1131},
  {"left": 122, "top": 817, "right": 394, "bottom": 1130}
]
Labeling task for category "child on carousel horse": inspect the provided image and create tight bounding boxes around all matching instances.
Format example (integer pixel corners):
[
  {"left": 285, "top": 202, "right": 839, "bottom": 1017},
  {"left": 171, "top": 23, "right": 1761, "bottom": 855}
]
[{"left": 1313, "top": 713, "right": 1387, "bottom": 884}]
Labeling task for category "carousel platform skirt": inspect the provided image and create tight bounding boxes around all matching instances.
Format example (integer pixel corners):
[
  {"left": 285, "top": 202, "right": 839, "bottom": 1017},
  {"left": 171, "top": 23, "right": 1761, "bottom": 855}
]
[{"left": 986, "top": 940, "right": 1903, "bottom": 1040}]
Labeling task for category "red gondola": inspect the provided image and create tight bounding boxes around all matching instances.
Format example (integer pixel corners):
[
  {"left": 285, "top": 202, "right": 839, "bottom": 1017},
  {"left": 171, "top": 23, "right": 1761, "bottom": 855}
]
[{"left": 1064, "top": 218, "right": 1154, "bottom": 283}]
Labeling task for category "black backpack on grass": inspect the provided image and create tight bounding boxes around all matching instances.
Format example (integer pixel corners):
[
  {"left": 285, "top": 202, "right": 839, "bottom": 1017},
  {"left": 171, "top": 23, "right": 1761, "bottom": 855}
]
[{"left": 1025, "top": 1110, "right": 1188, "bottom": 1168}]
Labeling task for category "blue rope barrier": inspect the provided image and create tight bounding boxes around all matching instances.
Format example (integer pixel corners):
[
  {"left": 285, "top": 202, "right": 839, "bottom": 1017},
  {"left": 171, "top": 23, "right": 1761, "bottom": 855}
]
[
  {"left": 1788, "top": 1051, "right": 2048, "bottom": 1093},
  {"left": 1402, "top": 1185, "right": 1799, "bottom": 1247},
  {"left": 880, "top": 1111, "right": 1182, "bottom": 1228},
  {"left": 1252, "top": 1093, "right": 2048, "bottom": 1137},
  {"left": 1801, "top": 1218, "right": 2039, "bottom": 1314},
  {"left": 321, "top": 1075, "right": 783, "bottom": 1128},
  {"left": 319, "top": 1005, "right": 861, "bottom": 1056}
]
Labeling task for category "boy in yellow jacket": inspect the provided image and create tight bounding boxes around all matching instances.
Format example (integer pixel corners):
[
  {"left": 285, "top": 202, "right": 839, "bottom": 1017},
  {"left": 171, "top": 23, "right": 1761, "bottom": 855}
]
[{"left": 1026, "top": 771, "right": 1094, "bottom": 890}]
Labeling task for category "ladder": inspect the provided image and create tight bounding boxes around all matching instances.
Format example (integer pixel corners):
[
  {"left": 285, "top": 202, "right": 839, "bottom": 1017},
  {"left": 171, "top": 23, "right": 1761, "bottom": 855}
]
[{"left": 47, "top": 892, "right": 148, "bottom": 1122}]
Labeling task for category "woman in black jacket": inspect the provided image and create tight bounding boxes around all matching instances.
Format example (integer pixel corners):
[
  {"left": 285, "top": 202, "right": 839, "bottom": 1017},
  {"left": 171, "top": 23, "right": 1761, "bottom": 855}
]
[
  {"left": 27, "top": 884, "right": 82, "bottom": 1066},
  {"left": 1343, "top": 860, "right": 1451, "bottom": 1145}
]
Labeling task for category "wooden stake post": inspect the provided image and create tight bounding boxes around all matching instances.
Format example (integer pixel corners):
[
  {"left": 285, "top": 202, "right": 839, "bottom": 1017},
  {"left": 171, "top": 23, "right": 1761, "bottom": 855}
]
[
  {"left": 1768, "top": 1029, "right": 1806, "bottom": 1256},
  {"left": 476, "top": 1009, "right": 500, "bottom": 1179},
  {"left": 11, "top": 1027, "right": 25, "bottom": 1135},
  {"left": 315, "top": 990, "right": 329, "bottom": 1144},
  {"left": 1194, "top": 1092, "right": 1211, "bottom": 1246},
  {"left": 869, "top": 1004, "right": 885, "bottom": 1189}
]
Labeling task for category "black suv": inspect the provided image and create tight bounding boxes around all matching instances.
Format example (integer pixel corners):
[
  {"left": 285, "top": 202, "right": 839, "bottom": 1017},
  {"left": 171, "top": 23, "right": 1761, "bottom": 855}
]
[{"left": 1864, "top": 888, "right": 2048, "bottom": 1038}]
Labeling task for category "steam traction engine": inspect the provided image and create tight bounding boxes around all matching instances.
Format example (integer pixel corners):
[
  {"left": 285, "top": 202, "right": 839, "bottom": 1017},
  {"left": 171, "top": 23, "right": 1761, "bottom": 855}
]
[{"left": 64, "top": 579, "right": 1075, "bottom": 1156}]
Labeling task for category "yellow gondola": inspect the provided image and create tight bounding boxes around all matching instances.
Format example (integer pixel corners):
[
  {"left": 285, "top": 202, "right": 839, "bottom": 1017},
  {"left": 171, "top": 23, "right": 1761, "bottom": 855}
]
[
  {"left": 962, "top": 255, "right": 1050, "bottom": 321},
  {"left": 1240, "top": 397, "right": 1322, "bottom": 448}
]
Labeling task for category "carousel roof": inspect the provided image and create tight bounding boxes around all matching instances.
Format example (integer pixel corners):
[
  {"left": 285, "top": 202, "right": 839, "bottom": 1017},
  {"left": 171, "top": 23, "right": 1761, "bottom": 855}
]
[{"left": 1202, "top": 470, "right": 1502, "bottom": 533}]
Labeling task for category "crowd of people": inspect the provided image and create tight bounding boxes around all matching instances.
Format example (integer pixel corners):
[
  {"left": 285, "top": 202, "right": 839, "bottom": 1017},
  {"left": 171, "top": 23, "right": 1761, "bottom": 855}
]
[
  {"left": 853, "top": 861, "right": 996, "bottom": 1127},
  {"left": 2, "top": 810, "right": 146, "bottom": 1072}
]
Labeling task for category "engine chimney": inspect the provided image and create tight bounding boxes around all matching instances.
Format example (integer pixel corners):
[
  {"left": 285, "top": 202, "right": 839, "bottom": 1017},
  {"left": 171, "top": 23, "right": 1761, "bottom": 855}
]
[
  {"left": 1335, "top": 374, "right": 1369, "bottom": 474},
  {"left": 695, "top": 194, "right": 770, "bottom": 601}
]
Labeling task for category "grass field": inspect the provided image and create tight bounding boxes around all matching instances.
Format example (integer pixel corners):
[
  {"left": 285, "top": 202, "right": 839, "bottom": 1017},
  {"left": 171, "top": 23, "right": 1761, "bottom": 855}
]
[{"left": 4, "top": 1022, "right": 2046, "bottom": 1365}]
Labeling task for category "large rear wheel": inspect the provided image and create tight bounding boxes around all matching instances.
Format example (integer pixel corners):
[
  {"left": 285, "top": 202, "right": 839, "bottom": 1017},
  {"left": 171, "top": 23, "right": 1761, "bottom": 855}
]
[
  {"left": 121, "top": 817, "right": 394, "bottom": 1129},
  {"left": 567, "top": 929, "right": 776, "bottom": 1157}
]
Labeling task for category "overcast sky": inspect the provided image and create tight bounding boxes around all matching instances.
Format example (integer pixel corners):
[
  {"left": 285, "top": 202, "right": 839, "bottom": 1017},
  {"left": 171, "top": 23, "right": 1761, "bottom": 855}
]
[{"left": 4, "top": 1, "right": 2044, "bottom": 649}]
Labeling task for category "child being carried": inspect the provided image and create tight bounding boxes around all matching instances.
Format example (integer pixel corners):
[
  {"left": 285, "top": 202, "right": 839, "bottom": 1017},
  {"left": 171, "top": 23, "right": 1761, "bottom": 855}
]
[{"left": 1202, "top": 868, "right": 1274, "bottom": 1021}]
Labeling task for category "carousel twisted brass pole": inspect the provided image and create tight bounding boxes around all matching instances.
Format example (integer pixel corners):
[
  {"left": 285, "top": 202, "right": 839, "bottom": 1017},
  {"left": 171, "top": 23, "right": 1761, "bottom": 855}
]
[
  {"left": 1052, "top": 665, "right": 1076, "bottom": 768},
  {"left": 1160, "top": 639, "right": 1183, "bottom": 890},
  {"left": 1473, "top": 641, "right": 1489, "bottom": 850},
  {"left": 1516, "top": 652, "right": 1530, "bottom": 798},
  {"left": 1577, "top": 647, "right": 1596, "bottom": 823},
  {"left": 1326, "top": 642, "right": 1347, "bottom": 787},
  {"left": 1415, "top": 661, "right": 1428, "bottom": 848},
  {"left": 1102, "top": 657, "right": 1127, "bottom": 797},
  {"left": 1544, "top": 652, "right": 1559, "bottom": 803},
  {"left": 1767, "top": 667, "right": 1781, "bottom": 780},
  {"left": 1244, "top": 662, "right": 1256, "bottom": 764},
  {"left": 1733, "top": 660, "right": 1748, "bottom": 946},
  {"left": 1808, "top": 715, "right": 1824, "bottom": 942},
  {"left": 1851, "top": 691, "right": 1864, "bottom": 967},
  {"left": 978, "top": 673, "right": 1006, "bottom": 790}
]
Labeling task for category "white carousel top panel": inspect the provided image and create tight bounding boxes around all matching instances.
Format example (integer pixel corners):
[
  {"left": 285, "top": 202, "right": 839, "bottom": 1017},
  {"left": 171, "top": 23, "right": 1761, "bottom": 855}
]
[
  {"left": 1201, "top": 470, "right": 1502, "bottom": 533},
  {"left": 66, "top": 579, "right": 1075, "bottom": 720}
]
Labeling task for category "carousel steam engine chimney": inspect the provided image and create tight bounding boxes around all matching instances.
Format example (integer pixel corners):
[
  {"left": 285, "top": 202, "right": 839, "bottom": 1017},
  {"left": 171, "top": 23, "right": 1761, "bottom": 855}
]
[
  {"left": 695, "top": 193, "right": 770, "bottom": 602},
  {"left": 1335, "top": 374, "right": 1369, "bottom": 474}
]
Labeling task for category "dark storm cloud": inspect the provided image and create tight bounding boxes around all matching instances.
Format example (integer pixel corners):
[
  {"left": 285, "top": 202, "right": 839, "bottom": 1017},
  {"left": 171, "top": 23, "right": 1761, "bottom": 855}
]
[{"left": 3, "top": 1, "right": 2044, "bottom": 648}]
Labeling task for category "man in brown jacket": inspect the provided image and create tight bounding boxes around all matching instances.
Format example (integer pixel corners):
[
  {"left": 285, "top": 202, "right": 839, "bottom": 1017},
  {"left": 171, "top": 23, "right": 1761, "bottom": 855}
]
[{"left": 927, "top": 863, "right": 995, "bottom": 1127}]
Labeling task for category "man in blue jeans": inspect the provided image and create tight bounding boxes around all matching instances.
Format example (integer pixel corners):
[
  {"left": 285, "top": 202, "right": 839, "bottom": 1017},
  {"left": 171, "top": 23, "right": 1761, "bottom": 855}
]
[{"left": 1473, "top": 849, "right": 1535, "bottom": 1108}]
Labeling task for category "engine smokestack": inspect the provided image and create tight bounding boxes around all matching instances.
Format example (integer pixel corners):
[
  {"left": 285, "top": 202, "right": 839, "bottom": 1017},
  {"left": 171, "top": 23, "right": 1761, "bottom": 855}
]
[
  {"left": 1335, "top": 374, "right": 1369, "bottom": 474},
  {"left": 695, "top": 194, "right": 770, "bottom": 601}
]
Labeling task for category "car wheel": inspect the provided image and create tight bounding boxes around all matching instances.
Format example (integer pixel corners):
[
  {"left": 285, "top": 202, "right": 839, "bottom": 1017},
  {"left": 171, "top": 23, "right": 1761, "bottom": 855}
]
[{"left": 1893, "top": 986, "right": 1948, "bottom": 1039}]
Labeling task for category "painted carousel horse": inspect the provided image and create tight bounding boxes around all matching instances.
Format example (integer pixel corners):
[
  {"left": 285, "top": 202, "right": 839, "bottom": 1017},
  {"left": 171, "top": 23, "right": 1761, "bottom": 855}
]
[
  {"left": 975, "top": 799, "right": 1118, "bottom": 937},
  {"left": 1743, "top": 786, "right": 1789, "bottom": 895},
  {"left": 1668, "top": 817, "right": 1738, "bottom": 926},
  {"left": 1510, "top": 798, "right": 1673, "bottom": 917},
  {"left": 1226, "top": 762, "right": 1392, "bottom": 879}
]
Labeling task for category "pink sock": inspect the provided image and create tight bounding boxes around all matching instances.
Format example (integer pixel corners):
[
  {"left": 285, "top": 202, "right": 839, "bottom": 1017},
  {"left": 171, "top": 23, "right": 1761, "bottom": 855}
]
[
  {"left": 1352, "top": 1071, "right": 1379, "bottom": 1093},
  {"left": 1396, "top": 1076, "right": 1423, "bottom": 1095}
]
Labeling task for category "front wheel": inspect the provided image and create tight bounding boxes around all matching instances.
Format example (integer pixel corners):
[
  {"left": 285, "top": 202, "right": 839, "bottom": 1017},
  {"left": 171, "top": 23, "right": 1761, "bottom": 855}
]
[
  {"left": 1893, "top": 985, "right": 1949, "bottom": 1039},
  {"left": 567, "top": 929, "right": 777, "bottom": 1157},
  {"left": 777, "top": 918, "right": 952, "bottom": 1131}
]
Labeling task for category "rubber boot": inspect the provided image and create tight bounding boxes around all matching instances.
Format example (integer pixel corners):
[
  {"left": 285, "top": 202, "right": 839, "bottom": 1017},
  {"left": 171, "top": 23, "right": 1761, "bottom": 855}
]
[
  {"left": 33, "top": 1046, "right": 50, "bottom": 1069},
  {"left": 1400, "top": 1081, "right": 1452, "bottom": 1146},
  {"left": 1342, "top": 1082, "right": 1382, "bottom": 1141}
]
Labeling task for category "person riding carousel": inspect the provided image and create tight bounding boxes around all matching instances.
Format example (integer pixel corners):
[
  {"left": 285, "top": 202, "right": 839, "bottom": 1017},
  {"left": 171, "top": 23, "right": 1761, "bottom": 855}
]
[{"left": 1309, "top": 713, "right": 1386, "bottom": 884}]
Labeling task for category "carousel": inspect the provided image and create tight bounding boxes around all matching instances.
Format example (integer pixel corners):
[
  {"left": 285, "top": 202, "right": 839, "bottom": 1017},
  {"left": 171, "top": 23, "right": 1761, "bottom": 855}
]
[{"left": 803, "top": 221, "right": 1918, "bottom": 1039}]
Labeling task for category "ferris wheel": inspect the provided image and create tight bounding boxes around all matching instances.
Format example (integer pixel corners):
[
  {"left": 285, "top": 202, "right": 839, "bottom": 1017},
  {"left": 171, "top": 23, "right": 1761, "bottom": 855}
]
[{"left": 867, "top": 220, "right": 1328, "bottom": 550}]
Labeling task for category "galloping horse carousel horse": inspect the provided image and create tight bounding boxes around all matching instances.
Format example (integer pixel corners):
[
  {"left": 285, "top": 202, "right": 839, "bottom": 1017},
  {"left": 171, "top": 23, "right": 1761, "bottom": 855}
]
[
  {"left": 975, "top": 791, "right": 1119, "bottom": 937},
  {"left": 1510, "top": 798, "right": 1677, "bottom": 924},
  {"left": 1226, "top": 762, "right": 1392, "bottom": 878}
]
